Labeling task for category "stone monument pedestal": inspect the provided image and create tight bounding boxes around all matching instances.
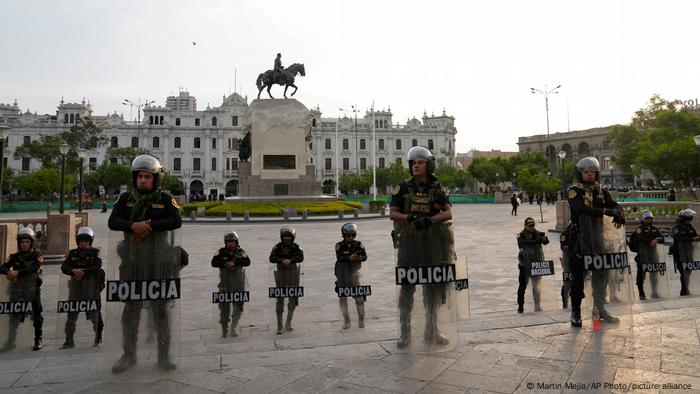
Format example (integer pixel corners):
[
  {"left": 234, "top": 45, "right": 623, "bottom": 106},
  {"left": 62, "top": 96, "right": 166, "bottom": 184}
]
[{"left": 237, "top": 99, "right": 321, "bottom": 197}]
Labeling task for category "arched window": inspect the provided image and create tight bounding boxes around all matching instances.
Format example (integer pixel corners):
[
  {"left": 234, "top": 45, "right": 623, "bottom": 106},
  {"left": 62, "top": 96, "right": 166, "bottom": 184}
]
[
  {"left": 194, "top": 137, "right": 201, "bottom": 149},
  {"left": 111, "top": 136, "right": 118, "bottom": 148},
  {"left": 69, "top": 114, "right": 74, "bottom": 124},
  {"left": 23, "top": 136, "right": 30, "bottom": 146},
  {"left": 152, "top": 136, "right": 159, "bottom": 148},
  {"left": 149, "top": 115, "right": 153, "bottom": 125},
  {"left": 312, "top": 118, "right": 317, "bottom": 127},
  {"left": 396, "top": 139, "right": 402, "bottom": 150},
  {"left": 159, "top": 116, "right": 164, "bottom": 125},
  {"left": 412, "top": 139, "right": 418, "bottom": 147},
  {"left": 325, "top": 139, "right": 331, "bottom": 150},
  {"left": 428, "top": 139, "right": 434, "bottom": 150},
  {"left": 174, "top": 137, "right": 181, "bottom": 148},
  {"left": 378, "top": 139, "right": 385, "bottom": 150},
  {"left": 360, "top": 139, "right": 366, "bottom": 150},
  {"left": 131, "top": 136, "right": 139, "bottom": 148},
  {"left": 212, "top": 116, "right": 218, "bottom": 127},
  {"left": 212, "top": 138, "right": 217, "bottom": 149},
  {"left": 64, "top": 114, "right": 69, "bottom": 124},
  {"left": 342, "top": 139, "right": 349, "bottom": 150}
]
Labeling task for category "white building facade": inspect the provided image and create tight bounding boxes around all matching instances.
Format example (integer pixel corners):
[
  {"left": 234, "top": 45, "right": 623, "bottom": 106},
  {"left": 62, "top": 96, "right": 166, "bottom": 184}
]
[{"left": 0, "top": 94, "right": 457, "bottom": 198}]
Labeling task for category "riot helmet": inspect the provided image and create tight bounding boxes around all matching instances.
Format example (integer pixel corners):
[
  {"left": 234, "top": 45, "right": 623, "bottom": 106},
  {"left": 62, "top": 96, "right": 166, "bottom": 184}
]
[
  {"left": 341, "top": 223, "right": 357, "bottom": 237},
  {"left": 224, "top": 231, "right": 239, "bottom": 243},
  {"left": 17, "top": 227, "right": 36, "bottom": 248},
  {"left": 407, "top": 146, "right": 436, "bottom": 176},
  {"left": 280, "top": 226, "right": 296, "bottom": 242},
  {"left": 640, "top": 210, "right": 653, "bottom": 223},
  {"left": 679, "top": 208, "right": 696, "bottom": 221},
  {"left": 131, "top": 155, "right": 165, "bottom": 191},
  {"left": 76, "top": 226, "right": 95, "bottom": 245},
  {"left": 574, "top": 157, "right": 600, "bottom": 183}
]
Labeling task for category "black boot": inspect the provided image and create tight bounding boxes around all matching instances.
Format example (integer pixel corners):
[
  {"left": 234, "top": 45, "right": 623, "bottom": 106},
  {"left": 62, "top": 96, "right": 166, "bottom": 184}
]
[
  {"left": 94, "top": 320, "right": 103, "bottom": 347},
  {"left": 221, "top": 324, "right": 228, "bottom": 339},
  {"left": 60, "top": 335, "right": 75, "bottom": 350},
  {"left": 340, "top": 303, "right": 351, "bottom": 329},
  {"left": 276, "top": 312, "right": 284, "bottom": 335},
  {"left": 517, "top": 304, "right": 524, "bottom": 314},
  {"left": 599, "top": 308, "right": 620, "bottom": 324},
  {"left": 397, "top": 313, "right": 411, "bottom": 349},
  {"left": 157, "top": 354, "right": 177, "bottom": 371},
  {"left": 570, "top": 310, "right": 582, "bottom": 328},
  {"left": 33, "top": 329, "right": 42, "bottom": 351},
  {"left": 112, "top": 353, "right": 137, "bottom": 374},
  {"left": 285, "top": 308, "right": 295, "bottom": 332},
  {"left": 638, "top": 286, "right": 646, "bottom": 300}
]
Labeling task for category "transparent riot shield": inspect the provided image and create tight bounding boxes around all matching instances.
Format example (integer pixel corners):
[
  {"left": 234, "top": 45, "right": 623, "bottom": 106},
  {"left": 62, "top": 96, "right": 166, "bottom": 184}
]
[
  {"left": 455, "top": 255, "right": 470, "bottom": 320},
  {"left": 518, "top": 244, "right": 558, "bottom": 313},
  {"left": 393, "top": 221, "right": 458, "bottom": 353},
  {"left": 55, "top": 259, "right": 105, "bottom": 349},
  {"left": 105, "top": 230, "right": 181, "bottom": 380},
  {"left": 581, "top": 216, "right": 633, "bottom": 329},
  {"left": 334, "top": 252, "right": 372, "bottom": 330},
  {"left": 560, "top": 254, "right": 573, "bottom": 310},
  {"left": 212, "top": 263, "right": 250, "bottom": 339},
  {"left": 673, "top": 242, "right": 700, "bottom": 296},
  {"left": 0, "top": 270, "right": 38, "bottom": 353},
  {"left": 268, "top": 263, "right": 304, "bottom": 335},
  {"left": 632, "top": 242, "right": 670, "bottom": 301}
]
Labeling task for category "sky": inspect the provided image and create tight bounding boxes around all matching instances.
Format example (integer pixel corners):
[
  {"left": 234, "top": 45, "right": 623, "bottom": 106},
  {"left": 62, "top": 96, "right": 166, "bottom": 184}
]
[{"left": 1, "top": 0, "right": 699, "bottom": 153}]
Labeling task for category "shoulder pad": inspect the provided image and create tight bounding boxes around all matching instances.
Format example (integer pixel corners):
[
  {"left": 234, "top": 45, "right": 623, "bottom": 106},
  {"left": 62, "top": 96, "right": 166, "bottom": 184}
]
[
  {"left": 516, "top": 233, "right": 521, "bottom": 239},
  {"left": 635, "top": 228, "right": 641, "bottom": 234},
  {"left": 392, "top": 185, "right": 401, "bottom": 196},
  {"left": 357, "top": 241, "right": 364, "bottom": 248},
  {"left": 673, "top": 227, "right": 679, "bottom": 233},
  {"left": 567, "top": 189, "right": 578, "bottom": 199},
  {"left": 335, "top": 243, "right": 341, "bottom": 251},
  {"left": 560, "top": 234, "right": 566, "bottom": 242}
]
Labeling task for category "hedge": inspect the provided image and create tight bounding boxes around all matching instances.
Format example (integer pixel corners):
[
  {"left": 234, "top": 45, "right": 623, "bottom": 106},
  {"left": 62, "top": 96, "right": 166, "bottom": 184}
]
[{"left": 205, "top": 201, "right": 362, "bottom": 217}]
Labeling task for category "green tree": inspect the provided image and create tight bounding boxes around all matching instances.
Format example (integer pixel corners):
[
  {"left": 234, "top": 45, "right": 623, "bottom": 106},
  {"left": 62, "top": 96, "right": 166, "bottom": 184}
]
[
  {"left": 606, "top": 95, "right": 700, "bottom": 186},
  {"left": 14, "top": 167, "right": 75, "bottom": 200},
  {"left": 434, "top": 159, "right": 473, "bottom": 190},
  {"left": 106, "top": 147, "right": 149, "bottom": 165},
  {"left": 468, "top": 157, "right": 504, "bottom": 191},
  {"left": 162, "top": 175, "right": 184, "bottom": 195},
  {"left": 102, "top": 163, "right": 131, "bottom": 192}
]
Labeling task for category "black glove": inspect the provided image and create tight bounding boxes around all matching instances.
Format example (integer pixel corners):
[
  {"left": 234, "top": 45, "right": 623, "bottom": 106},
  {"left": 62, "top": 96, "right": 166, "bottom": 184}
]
[
  {"left": 604, "top": 208, "right": 620, "bottom": 217},
  {"left": 406, "top": 214, "right": 418, "bottom": 224},
  {"left": 414, "top": 216, "right": 433, "bottom": 230}
]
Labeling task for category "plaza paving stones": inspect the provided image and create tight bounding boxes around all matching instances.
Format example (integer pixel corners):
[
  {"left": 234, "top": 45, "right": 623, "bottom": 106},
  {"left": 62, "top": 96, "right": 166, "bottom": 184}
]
[{"left": 0, "top": 203, "right": 699, "bottom": 393}]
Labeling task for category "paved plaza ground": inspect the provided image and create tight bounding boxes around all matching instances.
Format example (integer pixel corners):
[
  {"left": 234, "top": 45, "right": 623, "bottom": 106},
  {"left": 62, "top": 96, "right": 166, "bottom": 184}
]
[{"left": 0, "top": 203, "right": 699, "bottom": 393}]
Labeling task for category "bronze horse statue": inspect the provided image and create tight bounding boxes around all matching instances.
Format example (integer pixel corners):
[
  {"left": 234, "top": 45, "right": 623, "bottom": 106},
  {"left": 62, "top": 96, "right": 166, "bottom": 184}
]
[{"left": 256, "top": 63, "right": 305, "bottom": 99}]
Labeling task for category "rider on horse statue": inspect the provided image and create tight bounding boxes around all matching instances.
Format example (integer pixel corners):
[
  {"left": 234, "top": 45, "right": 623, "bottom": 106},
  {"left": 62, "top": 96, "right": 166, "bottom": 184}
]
[{"left": 273, "top": 53, "right": 285, "bottom": 83}]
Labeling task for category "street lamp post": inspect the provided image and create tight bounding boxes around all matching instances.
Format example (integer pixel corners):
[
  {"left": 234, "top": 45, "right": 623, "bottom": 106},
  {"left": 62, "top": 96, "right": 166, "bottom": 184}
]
[
  {"left": 59, "top": 143, "right": 71, "bottom": 214},
  {"left": 558, "top": 150, "right": 566, "bottom": 200},
  {"left": 78, "top": 148, "right": 87, "bottom": 212},
  {"left": 530, "top": 84, "right": 561, "bottom": 138},
  {"left": 123, "top": 98, "right": 155, "bottom": 148},
  {"left": 610, "top": 165, "right": 614, "bottom": 189},
  {"left": 0, "top": 126, "right": 9, "bottom": 213}
]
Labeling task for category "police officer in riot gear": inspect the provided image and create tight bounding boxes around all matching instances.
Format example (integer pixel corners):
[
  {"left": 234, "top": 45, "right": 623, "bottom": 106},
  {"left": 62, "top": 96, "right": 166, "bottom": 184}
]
[
  {"left": 390, "top": 146, "right": 453, "bottom": 348},
  {"left": 269, "top": 226, "right": 304, "bottom": 335},
  {"left": 0, "top": 228, "right": 44, "bottom": 351},
  {"left": 671, "top": 208, "right": 699, "bottom": 296},
  {"left": 560, "top": 223, "right": 573, "bottom": 309},
  {"left": 629, "top": 210, "right": 664, "bottom": 299},
  {"left": 108, "top": 154, "right": 182, "bottom": 373},
  {"left": 212, "top": 231, "right": 250, "bottom": 338},
  {"left": 516, "top": 217, "right": 549, "bottom": 313},
  {"left": 567, "top": 157, "right": 625, "bottom": 327},
  {"left": 335, "top": 223, "right": 368, "bottom": 329},
  {"left": 60, "top": 227, "right": 105, "bottom": 348}
]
